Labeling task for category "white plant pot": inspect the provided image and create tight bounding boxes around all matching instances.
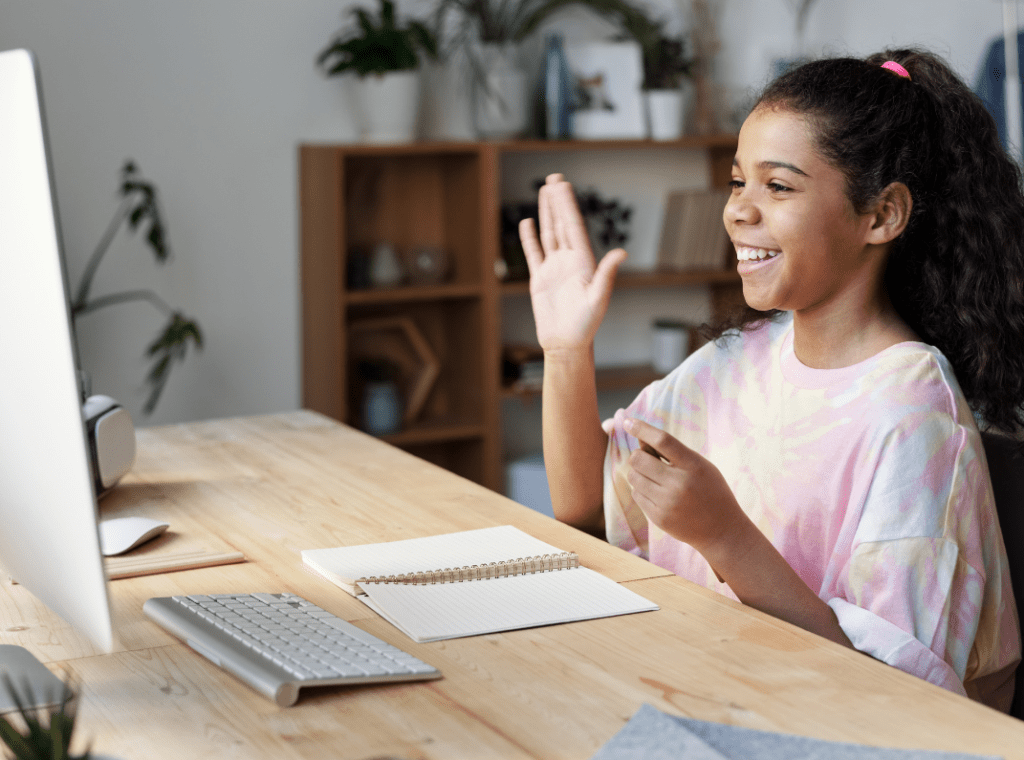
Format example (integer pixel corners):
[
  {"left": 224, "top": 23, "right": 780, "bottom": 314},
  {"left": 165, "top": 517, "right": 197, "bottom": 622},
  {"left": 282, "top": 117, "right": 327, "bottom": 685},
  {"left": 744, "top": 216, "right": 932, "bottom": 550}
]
[
  {"left": 352, "top": 71, "right": 421, "bottom": 143},
  {"left": 472, "top": 43, "right": 529, "bottom": 140},
  {"left": 645, "top": 85, "right": 692, "bottom": 141}
]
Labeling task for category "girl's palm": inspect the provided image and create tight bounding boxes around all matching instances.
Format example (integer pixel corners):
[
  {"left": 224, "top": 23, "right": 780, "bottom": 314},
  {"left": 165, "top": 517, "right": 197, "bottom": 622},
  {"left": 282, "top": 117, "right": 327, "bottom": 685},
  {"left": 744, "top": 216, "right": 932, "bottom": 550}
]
[{"left": 519, "top": 175, "right": 626, "bottom": 352}]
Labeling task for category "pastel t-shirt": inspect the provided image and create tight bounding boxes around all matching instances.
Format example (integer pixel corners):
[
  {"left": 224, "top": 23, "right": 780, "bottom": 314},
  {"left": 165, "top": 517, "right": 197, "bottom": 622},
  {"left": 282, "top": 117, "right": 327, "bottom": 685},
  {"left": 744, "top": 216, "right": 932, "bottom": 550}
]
[{"left": 604, "top": 314, "right": 1020, "bottom": 709}]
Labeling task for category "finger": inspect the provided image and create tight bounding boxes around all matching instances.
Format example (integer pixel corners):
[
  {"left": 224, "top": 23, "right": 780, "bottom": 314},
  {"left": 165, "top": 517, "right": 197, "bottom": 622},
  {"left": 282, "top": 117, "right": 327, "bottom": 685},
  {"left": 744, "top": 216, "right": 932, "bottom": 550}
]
[
  {"left": 624, "top": 418, "right": 686, "bottom": 465},
  {"left": 519, "top": 218, "right": 545, "bottom": 275},
  {"left": 548, "top": 182, "right": 574, "bottom": 252},
  {"left": 538, "top": 183, "right": 558, "bottom": 254},
  {"left": 589, "top": 247, "right": 627, "bottom": 310},
  {"left": 546, "top": 173, "right": 564, "bottom": 184},
  {"left": 549, "top": 181, "right": 590, "bottom": 255}
]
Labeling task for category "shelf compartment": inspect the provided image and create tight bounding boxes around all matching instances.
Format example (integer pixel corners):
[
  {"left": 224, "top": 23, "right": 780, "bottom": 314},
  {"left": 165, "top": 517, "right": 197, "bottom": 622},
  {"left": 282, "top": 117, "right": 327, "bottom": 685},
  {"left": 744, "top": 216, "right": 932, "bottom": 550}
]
[
  {"left": 347, "top": 299, "right": 485, "bottom": 433},
  {"left": 343, "top": 152, "right": 482, "bottom": 287}
]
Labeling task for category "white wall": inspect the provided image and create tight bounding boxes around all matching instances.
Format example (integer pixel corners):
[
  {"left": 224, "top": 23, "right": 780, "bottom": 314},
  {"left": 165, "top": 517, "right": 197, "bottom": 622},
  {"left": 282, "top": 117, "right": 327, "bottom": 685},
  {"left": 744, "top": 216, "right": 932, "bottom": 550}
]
[{"left": 0, "top": 0, "right": 1009, "bottom": 428}]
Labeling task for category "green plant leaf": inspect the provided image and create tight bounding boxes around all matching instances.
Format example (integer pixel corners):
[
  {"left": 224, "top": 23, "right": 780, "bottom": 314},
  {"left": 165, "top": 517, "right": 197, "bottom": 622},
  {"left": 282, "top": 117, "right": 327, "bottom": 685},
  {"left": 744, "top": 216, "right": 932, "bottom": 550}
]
[
  {"left": 316, "top": 0, "right": 437, "bottom": 76},
  {"left": 71, "top": 162, "right": 198, "bottom": 416},
  {"left": 142, "top": 312, "right": 204, "bottom": 415},
  {"left": 0, "top": 675, "right": 87, "bottom": 760}
]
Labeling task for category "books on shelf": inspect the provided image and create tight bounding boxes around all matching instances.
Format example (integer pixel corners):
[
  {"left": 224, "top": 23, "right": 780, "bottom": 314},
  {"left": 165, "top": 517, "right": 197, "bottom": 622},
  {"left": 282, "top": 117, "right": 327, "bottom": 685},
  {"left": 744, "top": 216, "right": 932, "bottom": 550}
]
[
  {"left": 301, "top": 525, "right": 658, "bottom": 643},
  {"left": 656, "top": 189, "right": 733, "bottom": 271}
]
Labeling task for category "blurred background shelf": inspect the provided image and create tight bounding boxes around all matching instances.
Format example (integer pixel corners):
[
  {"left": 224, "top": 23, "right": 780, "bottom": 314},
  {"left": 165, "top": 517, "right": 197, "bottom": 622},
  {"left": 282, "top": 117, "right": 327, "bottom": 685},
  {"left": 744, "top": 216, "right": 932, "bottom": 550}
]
[{"left": 300, "top": 135, "right": 739, "bottom": 493}]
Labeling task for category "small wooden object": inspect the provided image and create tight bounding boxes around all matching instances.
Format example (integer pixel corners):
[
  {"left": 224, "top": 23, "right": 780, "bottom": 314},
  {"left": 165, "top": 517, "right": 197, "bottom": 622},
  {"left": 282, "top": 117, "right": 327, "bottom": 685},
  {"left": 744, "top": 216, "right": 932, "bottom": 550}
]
[{"left": 349, "top": 316, "right": 440, "bottom": 425}]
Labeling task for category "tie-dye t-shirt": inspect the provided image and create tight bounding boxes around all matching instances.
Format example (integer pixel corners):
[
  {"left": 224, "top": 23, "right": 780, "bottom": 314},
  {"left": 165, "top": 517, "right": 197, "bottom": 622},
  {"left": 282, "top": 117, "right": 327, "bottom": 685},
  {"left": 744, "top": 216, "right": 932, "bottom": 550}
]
[{"left": 604, "top": 314, "right": 1020, "bottom": 709}]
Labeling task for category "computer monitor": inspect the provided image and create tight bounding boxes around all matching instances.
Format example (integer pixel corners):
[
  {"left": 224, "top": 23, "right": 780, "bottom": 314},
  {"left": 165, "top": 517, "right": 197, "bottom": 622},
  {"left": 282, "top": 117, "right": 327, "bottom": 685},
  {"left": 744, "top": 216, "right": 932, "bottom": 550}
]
[{"left": 0, "top": 48, "right": 113, "bottom": 652}]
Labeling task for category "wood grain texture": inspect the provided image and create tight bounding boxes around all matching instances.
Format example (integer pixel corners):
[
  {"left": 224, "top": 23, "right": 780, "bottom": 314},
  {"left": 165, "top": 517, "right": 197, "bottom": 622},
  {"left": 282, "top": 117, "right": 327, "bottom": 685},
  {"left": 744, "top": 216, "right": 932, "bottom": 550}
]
[{"left": 3, "top": 411, "right": 1021, "bottom": 760}]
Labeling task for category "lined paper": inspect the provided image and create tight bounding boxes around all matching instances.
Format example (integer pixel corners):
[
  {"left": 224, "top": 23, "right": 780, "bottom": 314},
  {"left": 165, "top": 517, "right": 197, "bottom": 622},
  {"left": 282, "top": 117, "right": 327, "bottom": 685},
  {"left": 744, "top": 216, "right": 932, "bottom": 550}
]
[{"left": 358, "top": 566, "right": 658, "bottom": 642}]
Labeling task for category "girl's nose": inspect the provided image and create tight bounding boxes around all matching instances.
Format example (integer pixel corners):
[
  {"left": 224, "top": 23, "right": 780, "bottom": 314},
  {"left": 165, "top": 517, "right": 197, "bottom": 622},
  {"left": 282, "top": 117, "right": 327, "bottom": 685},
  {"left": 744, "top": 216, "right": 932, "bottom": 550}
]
[{"left": 724, "top": 189, "right": 759, "bottom": 228}]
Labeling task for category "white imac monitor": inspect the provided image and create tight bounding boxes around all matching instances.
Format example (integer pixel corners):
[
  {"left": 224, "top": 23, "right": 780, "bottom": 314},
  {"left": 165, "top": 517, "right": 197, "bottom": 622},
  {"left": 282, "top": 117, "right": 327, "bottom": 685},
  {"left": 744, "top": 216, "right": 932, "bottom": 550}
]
[{"left": 0, "top": 48, "right": 113, "bottom": 652}]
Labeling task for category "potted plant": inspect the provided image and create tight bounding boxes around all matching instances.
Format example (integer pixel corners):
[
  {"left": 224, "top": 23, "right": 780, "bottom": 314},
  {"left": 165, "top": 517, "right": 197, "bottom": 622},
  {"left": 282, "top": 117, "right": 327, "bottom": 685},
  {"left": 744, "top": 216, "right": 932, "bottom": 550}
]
[
  {"left": 640, "top": 32, "right": 694, "bottom": 139},
  {"left": 0, "top": 673, "right": 118, "bottom": 760},
  {"left": 575, "top": 0, "right": 694, "bottom": 138},
  {"left": 431, "top": 0, "right": 568, "bottom": 138},
  {"left": 464, "top": 0, "right": 694, "bottom": 139},
  {"left": 317, "top": 0, "right": 438, "bottom": 142}
]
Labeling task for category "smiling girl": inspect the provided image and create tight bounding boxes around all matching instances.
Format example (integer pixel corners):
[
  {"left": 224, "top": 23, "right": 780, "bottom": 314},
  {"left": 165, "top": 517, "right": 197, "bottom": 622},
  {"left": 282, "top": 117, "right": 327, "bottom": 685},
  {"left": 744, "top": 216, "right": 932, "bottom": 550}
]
[{"left": 519, "top": 49, "right": 1023, "bottom": 710}]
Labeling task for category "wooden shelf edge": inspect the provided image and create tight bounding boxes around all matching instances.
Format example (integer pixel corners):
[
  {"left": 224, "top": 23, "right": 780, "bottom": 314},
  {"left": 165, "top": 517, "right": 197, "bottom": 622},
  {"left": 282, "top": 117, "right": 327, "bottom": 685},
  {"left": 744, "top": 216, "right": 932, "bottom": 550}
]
[
  {"left": 299, "top": 135, "right": 739, "bottom": 154},
  {"left": 493, "top": 134, "right": 739, "bottom": 152},
  {"left": 500, "top": 268, "right": 740, "bottom": 296},
  {"left": 379, "top": 422, "right": 486, "bottom": 446},
  {"left": 347, "top": 282, "right": 482, "bottom": 304},
  {"left": 502, "top": 364, "right": 666, "bottom": 399}
]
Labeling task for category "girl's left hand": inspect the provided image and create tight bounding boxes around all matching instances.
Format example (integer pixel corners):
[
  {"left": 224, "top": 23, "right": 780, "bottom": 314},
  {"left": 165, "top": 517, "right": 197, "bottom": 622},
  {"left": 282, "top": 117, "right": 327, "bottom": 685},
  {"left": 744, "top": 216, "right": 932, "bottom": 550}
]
[{"left": 623, "top": 417, "right": 746, "bottom": 556}]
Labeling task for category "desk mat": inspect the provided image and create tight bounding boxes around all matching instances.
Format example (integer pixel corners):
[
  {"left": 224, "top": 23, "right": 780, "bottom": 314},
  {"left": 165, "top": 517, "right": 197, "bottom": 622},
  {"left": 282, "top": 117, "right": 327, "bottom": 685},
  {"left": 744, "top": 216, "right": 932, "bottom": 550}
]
[{"left": 591, "top": 704, "right": 1002, "bottom": 760}]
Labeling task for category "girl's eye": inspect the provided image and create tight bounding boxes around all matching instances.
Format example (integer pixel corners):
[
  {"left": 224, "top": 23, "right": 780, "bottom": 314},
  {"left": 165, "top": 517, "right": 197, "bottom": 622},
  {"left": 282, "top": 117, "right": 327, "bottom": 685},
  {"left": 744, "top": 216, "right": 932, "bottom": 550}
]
[
  {"left": 768, "top": 182, "right": 793, "bottom": 193},
  {"left": 728, "top": 179, "right": 744, "bottom": 190}
]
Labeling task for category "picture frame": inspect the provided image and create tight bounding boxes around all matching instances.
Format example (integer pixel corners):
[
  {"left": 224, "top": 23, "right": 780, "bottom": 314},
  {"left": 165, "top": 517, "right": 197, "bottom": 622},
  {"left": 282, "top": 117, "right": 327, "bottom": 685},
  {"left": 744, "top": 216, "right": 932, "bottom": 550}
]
[{"left": 565, "top": 40, "right": 646, "bottom": 140}]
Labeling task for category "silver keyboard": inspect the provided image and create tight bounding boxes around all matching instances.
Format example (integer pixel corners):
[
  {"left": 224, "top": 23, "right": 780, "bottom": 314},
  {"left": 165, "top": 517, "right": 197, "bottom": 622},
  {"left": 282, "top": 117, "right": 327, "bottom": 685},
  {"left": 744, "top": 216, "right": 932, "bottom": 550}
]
[{"left": 143, "top": 592, "right": 441, "bottom": 706}]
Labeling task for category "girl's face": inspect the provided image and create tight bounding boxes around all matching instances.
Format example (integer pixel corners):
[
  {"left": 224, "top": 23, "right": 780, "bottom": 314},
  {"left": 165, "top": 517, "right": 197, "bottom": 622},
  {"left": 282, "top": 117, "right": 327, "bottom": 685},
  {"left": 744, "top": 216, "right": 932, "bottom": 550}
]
[{"left": 724, "top": 107, "right": 884, "bottom": 318}]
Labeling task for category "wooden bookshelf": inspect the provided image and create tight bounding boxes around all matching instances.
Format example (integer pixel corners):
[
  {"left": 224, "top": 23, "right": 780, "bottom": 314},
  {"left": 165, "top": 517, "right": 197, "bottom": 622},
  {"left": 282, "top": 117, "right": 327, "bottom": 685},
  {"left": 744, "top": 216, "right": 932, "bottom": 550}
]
[{"left": 300, "top": 136, "right": 740, "bottom": 492}]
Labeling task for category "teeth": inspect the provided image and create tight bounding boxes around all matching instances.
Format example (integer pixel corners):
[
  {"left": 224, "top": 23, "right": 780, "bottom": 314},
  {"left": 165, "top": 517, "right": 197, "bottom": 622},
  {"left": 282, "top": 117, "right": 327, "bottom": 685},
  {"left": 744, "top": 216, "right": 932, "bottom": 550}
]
[{"left": 735, "top": 246, "right": 780, "bottom": 261}]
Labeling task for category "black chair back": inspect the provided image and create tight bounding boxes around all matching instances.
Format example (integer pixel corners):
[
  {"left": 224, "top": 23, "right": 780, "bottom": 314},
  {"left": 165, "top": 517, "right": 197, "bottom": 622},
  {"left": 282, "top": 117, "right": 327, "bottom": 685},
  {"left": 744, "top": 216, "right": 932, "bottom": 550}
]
[{"left": 981, "top": 431, "right": 1024, "bottom": 719}]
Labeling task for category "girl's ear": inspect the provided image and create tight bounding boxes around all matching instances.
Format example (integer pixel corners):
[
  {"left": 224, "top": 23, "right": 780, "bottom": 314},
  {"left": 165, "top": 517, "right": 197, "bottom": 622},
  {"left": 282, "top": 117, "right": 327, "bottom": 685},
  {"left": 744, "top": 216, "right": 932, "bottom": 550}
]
[{"left": 866, "top": 182, "right": 913, "bottom": 245}]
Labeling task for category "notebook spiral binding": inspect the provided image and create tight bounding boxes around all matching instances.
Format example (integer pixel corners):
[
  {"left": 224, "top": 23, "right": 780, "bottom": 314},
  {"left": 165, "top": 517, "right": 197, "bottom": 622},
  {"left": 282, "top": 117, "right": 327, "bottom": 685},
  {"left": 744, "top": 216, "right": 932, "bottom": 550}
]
[{"left": 358, "top": 552, "right": 581, "bottom": 587}]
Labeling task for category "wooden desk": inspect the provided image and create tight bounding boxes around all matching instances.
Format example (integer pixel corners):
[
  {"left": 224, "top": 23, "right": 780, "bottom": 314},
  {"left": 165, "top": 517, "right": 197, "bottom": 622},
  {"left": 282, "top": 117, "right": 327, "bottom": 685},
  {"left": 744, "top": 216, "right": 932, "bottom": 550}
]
[{"left": 2, "top": 411, "right": 1022, "bottom": 759}]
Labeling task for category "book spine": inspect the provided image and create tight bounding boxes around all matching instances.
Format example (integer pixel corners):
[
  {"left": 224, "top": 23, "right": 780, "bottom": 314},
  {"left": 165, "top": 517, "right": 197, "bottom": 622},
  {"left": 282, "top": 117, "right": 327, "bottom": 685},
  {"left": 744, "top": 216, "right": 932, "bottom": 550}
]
[{"left": 358, "top": 552, "right": 580, "bottom": 586}]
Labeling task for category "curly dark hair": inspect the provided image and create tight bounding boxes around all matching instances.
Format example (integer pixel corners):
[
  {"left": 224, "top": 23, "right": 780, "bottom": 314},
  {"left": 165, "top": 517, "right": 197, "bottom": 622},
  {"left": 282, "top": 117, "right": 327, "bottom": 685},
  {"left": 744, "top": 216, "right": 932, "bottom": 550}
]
[{"left": 708, "top": 48, "right": 1024, "bottom": 439}]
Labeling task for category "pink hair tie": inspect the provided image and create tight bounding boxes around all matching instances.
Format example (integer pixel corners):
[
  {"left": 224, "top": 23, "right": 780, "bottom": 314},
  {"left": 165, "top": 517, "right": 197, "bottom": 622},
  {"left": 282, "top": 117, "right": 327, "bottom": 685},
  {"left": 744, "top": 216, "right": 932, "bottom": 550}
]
[{"left": 881, "top": 60, "right": 911, "bottom": 80}]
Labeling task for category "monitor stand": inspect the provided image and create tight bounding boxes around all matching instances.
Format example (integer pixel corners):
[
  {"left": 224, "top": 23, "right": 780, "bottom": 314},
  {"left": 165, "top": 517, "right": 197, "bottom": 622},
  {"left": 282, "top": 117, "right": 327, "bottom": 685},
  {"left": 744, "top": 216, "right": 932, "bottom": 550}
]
[{"left": 0, "top": 645, "right": 71, "bottom": 714}]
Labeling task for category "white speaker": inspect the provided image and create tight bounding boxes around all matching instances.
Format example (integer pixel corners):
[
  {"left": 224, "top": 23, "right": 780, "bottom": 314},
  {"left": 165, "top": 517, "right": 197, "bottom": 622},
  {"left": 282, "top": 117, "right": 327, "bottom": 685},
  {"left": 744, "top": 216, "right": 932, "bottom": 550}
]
[{"left": 82, "top": 394, "right": 135, "bottom": 495}]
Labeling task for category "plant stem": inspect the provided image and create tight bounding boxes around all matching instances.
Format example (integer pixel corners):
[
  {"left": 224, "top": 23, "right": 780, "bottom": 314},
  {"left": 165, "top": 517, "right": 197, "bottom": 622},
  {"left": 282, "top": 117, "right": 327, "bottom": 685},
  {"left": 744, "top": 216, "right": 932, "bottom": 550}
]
[
  {"left": 73, "top": 288, "right": 174, "bottom": 318},
  {"left": 73, "top": 195, "right": 134, "bottom": 311}
]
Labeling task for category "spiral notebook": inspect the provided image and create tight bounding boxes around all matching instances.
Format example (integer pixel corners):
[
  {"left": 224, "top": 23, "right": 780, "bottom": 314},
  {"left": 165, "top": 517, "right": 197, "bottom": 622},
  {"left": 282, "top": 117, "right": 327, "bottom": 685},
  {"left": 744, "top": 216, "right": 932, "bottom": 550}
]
[{"left": 301, "top": 526, "right": 658, "bottom": 643}]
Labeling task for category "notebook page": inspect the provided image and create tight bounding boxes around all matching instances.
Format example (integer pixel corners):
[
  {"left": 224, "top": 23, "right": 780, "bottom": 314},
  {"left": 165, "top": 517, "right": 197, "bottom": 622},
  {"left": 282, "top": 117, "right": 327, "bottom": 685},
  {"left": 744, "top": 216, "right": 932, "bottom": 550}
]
[
  {"left": 302, "top": 525, "right": 564, "bottom": 585},
  {"left": 358, "top": 567, "right": 658, "bottom": 642}
]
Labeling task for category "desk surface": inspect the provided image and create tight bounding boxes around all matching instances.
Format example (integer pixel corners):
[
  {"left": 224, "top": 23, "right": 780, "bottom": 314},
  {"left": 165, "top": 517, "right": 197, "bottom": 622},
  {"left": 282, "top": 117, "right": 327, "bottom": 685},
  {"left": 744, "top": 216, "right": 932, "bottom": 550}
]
[{"left": 1, "top": 411, "right": 1022, "bottom": 759}]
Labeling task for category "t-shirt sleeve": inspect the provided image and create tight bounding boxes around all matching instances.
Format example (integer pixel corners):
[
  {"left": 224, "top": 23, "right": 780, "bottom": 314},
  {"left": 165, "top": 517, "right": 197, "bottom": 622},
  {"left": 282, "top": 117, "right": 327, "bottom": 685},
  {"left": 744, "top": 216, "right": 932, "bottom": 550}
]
[
  {"left": 604, "top": 406, "right": 652, "bottom": 559},
  {"left": 824, "top": 416, "right": 1019, "bottom": 696},
  {"left": 827, "top": 545, "right": 975, "bottom": 697}
]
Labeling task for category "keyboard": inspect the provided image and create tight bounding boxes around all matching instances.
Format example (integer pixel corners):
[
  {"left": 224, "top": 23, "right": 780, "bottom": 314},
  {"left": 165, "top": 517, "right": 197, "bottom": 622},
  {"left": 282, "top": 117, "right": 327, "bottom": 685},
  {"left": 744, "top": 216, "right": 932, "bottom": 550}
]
[{"left": 143, "top": 592, "right": 441, "bottom": 707}]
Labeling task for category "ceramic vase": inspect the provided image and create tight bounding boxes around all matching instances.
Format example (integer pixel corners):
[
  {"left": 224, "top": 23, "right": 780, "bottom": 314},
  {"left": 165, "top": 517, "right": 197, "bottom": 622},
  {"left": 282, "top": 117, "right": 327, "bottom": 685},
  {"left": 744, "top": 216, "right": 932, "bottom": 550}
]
[
  {"left": 352, "top": 71, "right": 421, "bottom": 143},
  {"left": 363, "top": 381, "right": 402, "bottom": 435},
  {"left": 645, "top": 84, "right": 693, "bottom": 141},
  {"left": 540, "top": 33, "right": 573, "bottom": 139},
  {"left": 472, "top": 43, "right": 529, "bottom": 140},
  {"left": 369, "top": 242, "right": 404, "bottom": 288}
]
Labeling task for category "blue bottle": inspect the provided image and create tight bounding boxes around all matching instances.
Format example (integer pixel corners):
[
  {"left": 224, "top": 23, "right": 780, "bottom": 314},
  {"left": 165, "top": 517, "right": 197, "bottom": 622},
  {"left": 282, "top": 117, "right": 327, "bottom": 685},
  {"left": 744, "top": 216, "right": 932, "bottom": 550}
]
[{"left": 542, "top": 33, "right": 573, "bottom": 139}]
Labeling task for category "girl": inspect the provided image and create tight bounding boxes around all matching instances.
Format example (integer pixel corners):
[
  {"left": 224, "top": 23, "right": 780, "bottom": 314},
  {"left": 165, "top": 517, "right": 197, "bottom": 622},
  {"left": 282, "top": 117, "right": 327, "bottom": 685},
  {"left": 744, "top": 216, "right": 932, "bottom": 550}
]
[{"left": 519, "top": 49, "right": 1023, "bottom": 711}]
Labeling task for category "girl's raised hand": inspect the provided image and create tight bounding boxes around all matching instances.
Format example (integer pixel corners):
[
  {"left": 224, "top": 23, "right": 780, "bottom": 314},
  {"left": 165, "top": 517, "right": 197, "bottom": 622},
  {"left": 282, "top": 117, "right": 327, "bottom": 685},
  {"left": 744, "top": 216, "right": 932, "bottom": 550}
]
[
  {"left": 623, "top": 417, "right": 748, "bottom": 559},
  {"left": 519, "top": 174, "right": 627, "bottom": 353}
]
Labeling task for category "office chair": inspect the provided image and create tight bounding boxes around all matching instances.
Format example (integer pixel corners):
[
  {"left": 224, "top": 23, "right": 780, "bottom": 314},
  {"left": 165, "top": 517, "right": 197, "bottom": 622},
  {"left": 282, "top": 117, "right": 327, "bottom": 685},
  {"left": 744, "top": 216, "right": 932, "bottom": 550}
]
[{"left": 981, "top": 431, "right": 1024, "bottom": 719}]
